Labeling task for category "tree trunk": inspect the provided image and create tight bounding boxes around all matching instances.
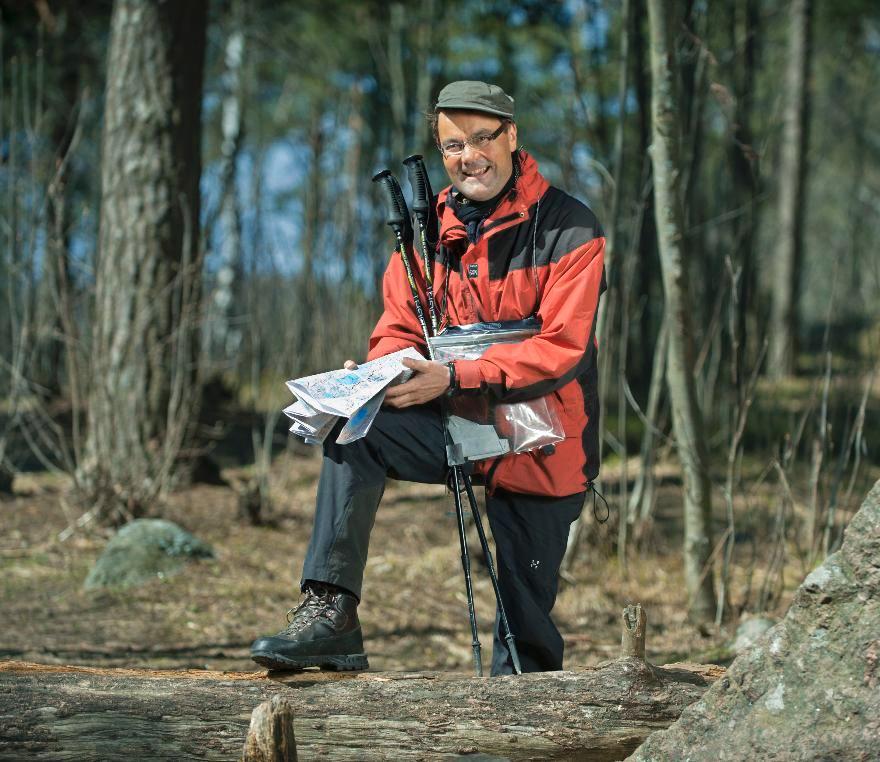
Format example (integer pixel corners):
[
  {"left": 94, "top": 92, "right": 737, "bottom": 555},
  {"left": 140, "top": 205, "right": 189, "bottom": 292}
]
[
  {"left": 0, "top": 658, "right": 723, "bottom": 761},
  {"left": 208, "top": 2, "right": 246, "bottom": 368},
  {"left": 387, "top": 2, "right": 407, "bottom": 163},
  {"left": 728, "top": 0, "right": 761, "bottom": 384},
  {"left": 338, "top": 84, "right": 365, "bottom": 285},
  {"left": 294, "top": 103, "right": 325, "bottom": 375},
  {"left": 564, "top": 0, "right": 632, "bottom": 576},
  {"left": 768, "top": 0, "right": 812, "bottom": 379},
  {"left": 631, "top": 0, "right": 661, "bottom": 390},
  {"left": 34, "top": 12, "right": 83, "bottom": 399},
  {"left": 646, "top": 0, "right": 716, "bottom": 622},
  {"left": 81, "top": 0, "right": 207, "bottom": 522},
  {"left": 629, "top": 318, "right": 668, "bottom": 530},
  {"left": 410, "top": 0, "right": 436, "bottom": 159}
]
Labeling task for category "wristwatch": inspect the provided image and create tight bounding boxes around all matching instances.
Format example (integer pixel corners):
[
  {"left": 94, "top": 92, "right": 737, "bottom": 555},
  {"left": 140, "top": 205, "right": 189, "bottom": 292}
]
[{"left": 445, "top": 361, "right": 458, "bottom": 397}]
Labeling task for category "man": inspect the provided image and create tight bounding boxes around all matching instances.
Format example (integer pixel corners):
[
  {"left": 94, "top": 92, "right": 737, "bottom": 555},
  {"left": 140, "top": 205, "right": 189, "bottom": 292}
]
[{"left": 251, "top": 81, "right": 605, "bottom": 676}]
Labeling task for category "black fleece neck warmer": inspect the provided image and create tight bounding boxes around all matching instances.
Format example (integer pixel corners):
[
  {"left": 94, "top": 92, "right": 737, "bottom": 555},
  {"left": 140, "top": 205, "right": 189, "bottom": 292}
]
[{"left": 449, "top": 152, "right": 519, "bottom": 244}]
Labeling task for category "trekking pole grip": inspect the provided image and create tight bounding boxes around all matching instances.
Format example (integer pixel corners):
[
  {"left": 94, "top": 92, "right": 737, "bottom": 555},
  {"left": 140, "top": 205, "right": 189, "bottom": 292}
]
[
  {"left": 372, "top": 169, "right": 413, "bottom": 245},
  {"left": 402, "top": 154, "right": 431, "bottom": 219}
]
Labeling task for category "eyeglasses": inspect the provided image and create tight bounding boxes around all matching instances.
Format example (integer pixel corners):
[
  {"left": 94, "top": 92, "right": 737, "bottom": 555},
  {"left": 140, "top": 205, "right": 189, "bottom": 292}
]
[{"left": 438, "top": 122, "right": 507, "bottom": 157}]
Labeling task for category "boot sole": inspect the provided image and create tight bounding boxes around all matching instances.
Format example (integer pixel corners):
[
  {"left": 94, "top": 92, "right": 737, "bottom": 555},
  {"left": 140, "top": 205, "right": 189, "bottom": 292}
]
[{"left": 251, "top": 650, "right": 369, "bottom": 672}]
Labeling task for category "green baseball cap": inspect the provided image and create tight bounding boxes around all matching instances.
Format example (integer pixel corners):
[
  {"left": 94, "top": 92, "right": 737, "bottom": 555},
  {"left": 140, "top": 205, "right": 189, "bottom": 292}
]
[{"left": 435, "top": 80, "right": 515, "bottom": 119}]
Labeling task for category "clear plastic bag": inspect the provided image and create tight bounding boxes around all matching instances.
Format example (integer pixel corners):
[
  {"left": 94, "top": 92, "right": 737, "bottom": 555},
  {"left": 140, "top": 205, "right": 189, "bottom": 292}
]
[
  {"left": 496, "top": 397, "right": 563, "bottom": 454},
  {"left": 429, "top": 319, "right": 564, "bottom": 461}
]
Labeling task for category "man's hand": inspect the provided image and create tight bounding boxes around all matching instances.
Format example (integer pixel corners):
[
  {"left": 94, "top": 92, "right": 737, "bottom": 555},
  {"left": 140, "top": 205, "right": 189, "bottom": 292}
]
[{"left": 384, "top": 358, "right": 451, "bottom": 408}]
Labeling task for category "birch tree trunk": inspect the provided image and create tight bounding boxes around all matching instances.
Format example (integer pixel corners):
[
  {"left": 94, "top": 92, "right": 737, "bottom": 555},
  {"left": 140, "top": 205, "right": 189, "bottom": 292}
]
[
  {"left": 646, "top": 0, "right": 716, "bottom": 622},
  {"left": 294, "top": 104, "right": 325, "bottom": 374},
  {"left": 209, "top": 2, "right": 246, "bottom": 368},
  {"left": 80, "top": 0, "right": 207, "bottom": 522},
  {"left": 768, "top": 0, "right": 812, "bottom": 379}
]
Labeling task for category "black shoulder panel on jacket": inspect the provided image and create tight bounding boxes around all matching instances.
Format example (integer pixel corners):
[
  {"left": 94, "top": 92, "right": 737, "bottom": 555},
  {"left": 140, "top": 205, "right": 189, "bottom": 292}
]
[
  {"left": 539, "top": 187, "right": 603, "bottom": 264},
  {"left": 487, "top": 187, "right": 602, "bottom": 281}
]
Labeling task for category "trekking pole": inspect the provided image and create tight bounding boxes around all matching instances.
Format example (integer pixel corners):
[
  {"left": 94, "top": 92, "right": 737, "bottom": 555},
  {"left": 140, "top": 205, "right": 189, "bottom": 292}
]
[
  {"left": 400, "top": 158, "right": 523, "bottom": 677},
  {"left": 373, "top": 168, "right": 483, "bottom": 676},
  {"left": 402, "top": 155, "right": 438, "bottom": 334},
  {"left": 460, "top": 477, "right": 522, "bottom": 674},
  {"left": 371, "top": 170, "right": 433, "bottom": 356},
  {"left": 450, "top": 465, "right": 483, "bottom": 675}
]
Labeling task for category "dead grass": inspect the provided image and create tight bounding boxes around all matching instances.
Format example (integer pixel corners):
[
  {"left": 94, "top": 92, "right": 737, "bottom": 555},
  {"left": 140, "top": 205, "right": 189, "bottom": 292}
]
[{"left": 1, "top": 450, "right": 876, "bottom": 676}]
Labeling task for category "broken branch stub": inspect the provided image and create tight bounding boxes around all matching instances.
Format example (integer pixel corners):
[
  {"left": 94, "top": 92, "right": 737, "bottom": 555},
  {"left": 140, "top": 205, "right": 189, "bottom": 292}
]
[
  {"left": 620, "top": 603, "right": 647, "bottom": 659},
  {"left": 242, "top": 694, "right": 298, "bottom": 762}
]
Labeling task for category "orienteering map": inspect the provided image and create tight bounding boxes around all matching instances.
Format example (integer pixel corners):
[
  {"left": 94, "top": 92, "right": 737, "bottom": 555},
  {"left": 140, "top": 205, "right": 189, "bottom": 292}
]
[{"left": 283, "top": 347, "right": 424, "bottom": 445}]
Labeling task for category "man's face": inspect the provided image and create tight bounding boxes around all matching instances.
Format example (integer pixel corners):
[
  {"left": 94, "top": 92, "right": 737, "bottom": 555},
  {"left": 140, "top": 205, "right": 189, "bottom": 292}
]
[{"left": 437, "top": 110, "right": 518, "bottom": 202}]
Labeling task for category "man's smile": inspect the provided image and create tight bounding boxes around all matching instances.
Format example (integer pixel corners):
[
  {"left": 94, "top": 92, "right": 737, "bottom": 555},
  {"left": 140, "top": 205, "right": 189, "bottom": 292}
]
[
  {"left": 463, "top": 165, "right": 490, "bottom": 177},
  {"left": 459, "top": 163, "right": 496, "bottom": 194}
]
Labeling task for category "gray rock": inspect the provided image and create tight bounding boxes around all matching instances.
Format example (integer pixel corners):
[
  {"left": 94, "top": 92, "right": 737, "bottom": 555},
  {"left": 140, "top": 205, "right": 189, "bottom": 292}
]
[
  {"left": 731, "top": 616, "right": 775, "bottom": 654},
  {"left": 84, "top": 518, "right": 214, "bottom": 590},
  {"left": 629, "top": 479, "right": 880, "bottom": 761}
]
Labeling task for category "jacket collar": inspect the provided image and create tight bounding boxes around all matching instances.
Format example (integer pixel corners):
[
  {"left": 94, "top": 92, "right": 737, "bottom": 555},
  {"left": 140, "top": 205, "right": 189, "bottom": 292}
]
[{"left": 437, "top": 150, "right": 548, "bottom": 247}]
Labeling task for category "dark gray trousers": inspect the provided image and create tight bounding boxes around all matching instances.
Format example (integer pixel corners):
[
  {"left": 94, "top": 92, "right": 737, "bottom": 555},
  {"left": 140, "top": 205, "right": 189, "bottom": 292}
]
[{"left": 300, "top": 403, "right": 584, "bottom": 675}]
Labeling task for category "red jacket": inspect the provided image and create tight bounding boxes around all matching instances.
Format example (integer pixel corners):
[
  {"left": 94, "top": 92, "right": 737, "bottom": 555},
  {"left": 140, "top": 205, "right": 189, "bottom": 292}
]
[{"left": 367, "top": 151, "right": 605, "bottom": 497}]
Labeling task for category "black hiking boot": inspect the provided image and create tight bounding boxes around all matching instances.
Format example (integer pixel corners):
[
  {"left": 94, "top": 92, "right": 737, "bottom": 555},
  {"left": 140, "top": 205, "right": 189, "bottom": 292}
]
[{"left": 250, "top": 583, "right": 369, "bottom": 672}]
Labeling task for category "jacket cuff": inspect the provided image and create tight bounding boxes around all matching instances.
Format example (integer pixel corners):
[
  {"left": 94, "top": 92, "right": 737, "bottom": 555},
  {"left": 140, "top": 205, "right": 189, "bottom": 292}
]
[
  {"left": 367, "top": 339, "right": 418, "bottom": 362},
  {"left": 454, "top": 359, "right": 484, "bottom": 392}
]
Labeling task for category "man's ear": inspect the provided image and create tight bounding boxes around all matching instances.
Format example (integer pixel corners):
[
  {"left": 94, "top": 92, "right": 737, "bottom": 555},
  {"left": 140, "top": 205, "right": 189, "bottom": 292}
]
[{"left": 507, "top": 121, "right": 518, "bottom": 151}]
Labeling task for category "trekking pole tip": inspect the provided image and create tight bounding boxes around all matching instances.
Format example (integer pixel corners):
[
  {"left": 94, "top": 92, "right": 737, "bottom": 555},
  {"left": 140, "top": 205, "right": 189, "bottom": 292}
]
[
  {"left": 473, "top": 644, "right": 483, "bottom": 677},
  {"left": 506, "top": 634, "right": 523, "bottom": 675}
]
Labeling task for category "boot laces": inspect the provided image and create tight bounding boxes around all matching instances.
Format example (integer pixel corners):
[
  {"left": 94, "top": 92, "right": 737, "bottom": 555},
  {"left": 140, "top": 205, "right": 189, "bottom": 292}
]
[{"left": 283, "top": 586, "right": 335, "bottom": 635}]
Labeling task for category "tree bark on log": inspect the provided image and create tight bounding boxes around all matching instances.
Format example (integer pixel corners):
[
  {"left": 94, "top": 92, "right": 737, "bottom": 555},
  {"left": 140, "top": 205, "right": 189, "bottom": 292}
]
[{"left": 0, "top": 659, "right": 723, "bottom": 761}]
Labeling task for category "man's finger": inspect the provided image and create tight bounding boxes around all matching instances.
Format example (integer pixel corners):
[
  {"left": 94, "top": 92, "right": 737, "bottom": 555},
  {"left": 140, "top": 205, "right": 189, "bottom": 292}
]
[
  {"left": 401, "top": 358, "right": 431, "bottom": 371},
  {"left": 384, "top": 392, "right": 413, "bottom": 408},
  {"left": 385, "top": 382, "right": 410, "bottom": 398},
  {"left": 343, "top": 360, "right": 358, "bottom": 370}
]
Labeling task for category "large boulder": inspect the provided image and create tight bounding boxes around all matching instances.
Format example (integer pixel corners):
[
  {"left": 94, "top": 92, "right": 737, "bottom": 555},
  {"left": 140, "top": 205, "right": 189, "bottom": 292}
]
[
  {"left": 84, "top": 519, "right": 214, "bottom": 590},
  {"left": 630, "top": 480, "right": 880, "bottom": 760},
  {"left": 730, "top": 616, "right": 775, "bottom": 654}
]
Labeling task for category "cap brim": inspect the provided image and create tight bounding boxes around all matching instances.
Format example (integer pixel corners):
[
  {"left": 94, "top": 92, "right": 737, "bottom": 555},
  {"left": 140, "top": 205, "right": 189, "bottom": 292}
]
[{"left": 435, "top": 100, "right": 513, "bottom": 118}]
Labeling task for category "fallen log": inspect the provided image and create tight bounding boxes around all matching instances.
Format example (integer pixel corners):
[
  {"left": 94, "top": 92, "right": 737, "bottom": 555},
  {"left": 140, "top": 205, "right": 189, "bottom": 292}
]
[{"left": 0, "top": 657, "right": 723, "bottom": 761}]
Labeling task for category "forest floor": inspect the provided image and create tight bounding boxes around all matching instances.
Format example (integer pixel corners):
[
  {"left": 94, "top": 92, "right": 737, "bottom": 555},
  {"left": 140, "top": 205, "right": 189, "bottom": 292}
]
[{"left": 3, "top": 441, "right": 876, "bottom": 676}]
